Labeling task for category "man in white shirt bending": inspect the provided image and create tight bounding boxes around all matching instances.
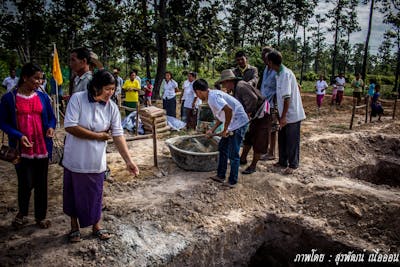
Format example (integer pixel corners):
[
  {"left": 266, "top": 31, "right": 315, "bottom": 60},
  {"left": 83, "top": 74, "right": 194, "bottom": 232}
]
[{"left": 193, "top": 79, "right": 248, "bottom": 188}]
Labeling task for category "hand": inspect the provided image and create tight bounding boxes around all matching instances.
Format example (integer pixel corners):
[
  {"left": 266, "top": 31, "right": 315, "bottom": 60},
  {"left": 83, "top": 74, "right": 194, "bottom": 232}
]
[
  {"left": 221, "top": 129, "right": 229, "bottom": 138},
  {"left": 279, "top": 117, "right": 287, "bottom": 129},
  {"left": 126, "top": 161, "right": 139, "bottom": 176},
  {"left": 205, "top": 129, "right": 214, "bottom": 138},
  {"left": 46, "top": 128, "right": 54, "bottom": 138},
  {"left": 97, "top": 132, "right": 111, "bottom": 141},
  {"left": 20, "top": 136, "right": 33, "bottom": 148}
]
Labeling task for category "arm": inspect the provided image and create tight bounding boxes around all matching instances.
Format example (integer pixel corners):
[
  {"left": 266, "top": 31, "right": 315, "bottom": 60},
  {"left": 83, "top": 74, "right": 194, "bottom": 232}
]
[
  {"left": 207, "top": 120, "right": 222, "bottom": 135},
  {"left": 65, "top": 126, "right": 110, "bottom": 141},
  {"left": 248, "top": 68, "right": 259, "bottom": 88},
  {"left": 279, "top": 97, "right": 290, "bottom": 128},
  {"left": 221, "top": 105, "right": 233, "bottom": 137},
  {"left": 113, "top": 135, "right": 139, "bottom": 176}
]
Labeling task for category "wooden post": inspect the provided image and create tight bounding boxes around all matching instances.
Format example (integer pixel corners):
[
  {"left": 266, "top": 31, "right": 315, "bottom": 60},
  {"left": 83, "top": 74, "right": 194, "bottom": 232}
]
[
  {"left": 393, "top": 93, "right": 398, "bottom": 120},
  {"left": 350, "top": 98, "right": 356, "bottom": 130},
  {"left": 135, "top": 104, "right": 139, "bottom": 136},
  {"left": 365, "top": 95, "right": 369, "bottom": 123},
  {"left": 152, "top": 117, "right": 158, "bottom": 167}
]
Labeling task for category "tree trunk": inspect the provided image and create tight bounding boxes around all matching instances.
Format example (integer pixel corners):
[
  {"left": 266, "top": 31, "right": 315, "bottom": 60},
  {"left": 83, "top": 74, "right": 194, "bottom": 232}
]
[
  {"left": 362, "top": 0, "right": 374, "bottom": 82},
  {"left": 300, "top": 24, "right": 306, "bottom": 85},
  {"left": 395, "top": 37, "right": 400, "bottom": 94},
  {"left": 153, "top": 0, "right": 167, "bottom": 100},
  {"left": 140, "top": 0, "right": 152, "bottom": 79},
  {"left": 331, "top": 9, "right": 340, "bottom": 81}
]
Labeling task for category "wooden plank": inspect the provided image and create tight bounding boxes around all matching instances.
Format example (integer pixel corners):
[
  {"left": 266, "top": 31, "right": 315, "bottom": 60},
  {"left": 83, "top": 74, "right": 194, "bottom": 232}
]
[{"left": 152, "top": 118, "right": 158, "bottom": 167}]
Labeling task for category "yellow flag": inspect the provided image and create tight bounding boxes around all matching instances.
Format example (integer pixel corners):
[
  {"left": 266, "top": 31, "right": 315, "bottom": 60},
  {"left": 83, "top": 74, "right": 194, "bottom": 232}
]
[{"left": 52, "top": 46, "right": 63, "bottom": 85}]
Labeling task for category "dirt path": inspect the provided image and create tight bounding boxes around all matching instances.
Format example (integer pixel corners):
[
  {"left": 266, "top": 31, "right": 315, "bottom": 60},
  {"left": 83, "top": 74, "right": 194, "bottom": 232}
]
[{"left": 0, "top": 94, "right": 399, "bottom": 266}]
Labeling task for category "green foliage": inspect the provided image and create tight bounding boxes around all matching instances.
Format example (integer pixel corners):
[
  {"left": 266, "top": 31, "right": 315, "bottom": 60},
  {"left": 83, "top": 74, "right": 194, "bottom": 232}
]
[
  {"left": 367, "top": 74, "right": 395, "bottom": 85},
  {"left": 303, "top": 72, "right": 319, "bottom": 81}
]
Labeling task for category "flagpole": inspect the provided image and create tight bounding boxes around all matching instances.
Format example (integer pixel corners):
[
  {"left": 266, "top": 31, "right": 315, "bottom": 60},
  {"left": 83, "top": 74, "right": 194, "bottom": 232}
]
[{"left": 54, "top": 43, "right": 60, "bottom": 128}]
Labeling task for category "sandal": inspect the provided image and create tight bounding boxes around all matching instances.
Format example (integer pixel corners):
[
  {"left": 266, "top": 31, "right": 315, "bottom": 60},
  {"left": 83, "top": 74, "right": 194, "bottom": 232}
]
[
  {"left": 209, "top": 175, "right": 225, "bottom": 183},
  {"left": 36, "top": 219, "right": 51, "bottom": 229},
  {"left": 12, "top": 216, "right": 28, "bottom": 229},
  {"left": 273, "top": 162, "right": 286, "bottom": 168},
  {"left": 282, "top": 167, "right": 295, "bottom": 175},
  {"left": 68, "top": 230, "right": 81, "bottom": 243},
  {"left": 93, "top": 229, "right": 112, "bottom": 240}
]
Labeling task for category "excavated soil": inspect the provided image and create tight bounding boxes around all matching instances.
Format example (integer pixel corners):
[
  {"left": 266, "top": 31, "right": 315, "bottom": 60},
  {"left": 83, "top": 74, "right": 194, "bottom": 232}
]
[{"left": 0, "top": 93, "right": 399, "bottom": 266}]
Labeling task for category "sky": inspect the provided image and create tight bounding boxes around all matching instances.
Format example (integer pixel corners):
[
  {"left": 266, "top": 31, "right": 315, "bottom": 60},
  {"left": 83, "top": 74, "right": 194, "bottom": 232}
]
[{"left": 314, "top": 1, "right": 392, "bottom": 54}]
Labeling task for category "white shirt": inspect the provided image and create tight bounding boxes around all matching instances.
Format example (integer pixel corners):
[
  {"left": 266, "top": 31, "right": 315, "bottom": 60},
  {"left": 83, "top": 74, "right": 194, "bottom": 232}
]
[
  {"left": 2, "top": 76, "right": 19, "bottom": 92},
  {"left": 275, "top": 65, "right": 306, "bottom": 124},
  {"left": 182, "top": 80, "right": 201, "bottom": 109},
  {"left": 63, "top": 91, "right": 124, "bottom": 173},
  {"left": 315, "top": 80, "right": 328, "bottom": 95},
  {"left": 162, "top": 79, "right": 178, "bottom": 100},
  {"left": 335, "top": 77, "right": 345, "bottom": 91},
  {"left": 207, "top": 89, "right": 249, "bottom": 132}
]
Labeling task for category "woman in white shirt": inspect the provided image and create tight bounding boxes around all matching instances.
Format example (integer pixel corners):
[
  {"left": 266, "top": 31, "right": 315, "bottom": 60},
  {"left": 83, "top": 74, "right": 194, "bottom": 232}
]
[
  {"left": 315, "top": 75, "right": 328, "bottom": 110},
  {"left": 162, "top": 71, "right": 178, "bottom": 117},
  {"left": 63, "top": 70, "right": 139, "bottom": 242}
]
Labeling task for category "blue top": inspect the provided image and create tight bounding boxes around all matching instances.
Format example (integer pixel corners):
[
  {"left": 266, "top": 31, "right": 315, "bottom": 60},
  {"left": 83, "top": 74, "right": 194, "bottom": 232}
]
[
  {"left": 0, "top": 89, "right": 56, "bottom": 159},
  {"left": 260, "top": 66, "right": 277, "bottom": 108},
  {"left": 368, "top": 83, "right": 375, "bottom": 97}
]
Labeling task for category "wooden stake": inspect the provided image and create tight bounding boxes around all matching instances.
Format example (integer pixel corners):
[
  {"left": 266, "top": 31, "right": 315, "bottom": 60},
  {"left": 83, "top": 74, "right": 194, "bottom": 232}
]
[
  {"left": 152, "top": 117, "right": 158, "bottom": 167},
  {"left": 350, "top": 98, "right": 356, "bottom": 130}
]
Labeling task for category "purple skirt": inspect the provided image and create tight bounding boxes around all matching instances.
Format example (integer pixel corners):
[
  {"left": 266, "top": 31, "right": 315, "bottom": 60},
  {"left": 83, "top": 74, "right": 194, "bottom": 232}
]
[{"left": 63, "top": 168, "right": 104, "bottom": 228}]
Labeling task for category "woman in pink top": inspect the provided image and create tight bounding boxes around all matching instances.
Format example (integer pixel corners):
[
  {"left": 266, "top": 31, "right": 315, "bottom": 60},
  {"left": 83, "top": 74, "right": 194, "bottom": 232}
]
[{"left": 0, "top": 63, "right": 56, "bottom": 229}]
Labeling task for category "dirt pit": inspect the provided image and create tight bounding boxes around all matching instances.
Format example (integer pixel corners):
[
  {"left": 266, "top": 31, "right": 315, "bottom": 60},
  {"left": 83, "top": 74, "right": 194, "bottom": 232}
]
[
  {"left": 350, "top": 160, "right": 400, "bottom": 187},
  {"left": 0, "top": 93, "right": 399, "bottom": 266}
]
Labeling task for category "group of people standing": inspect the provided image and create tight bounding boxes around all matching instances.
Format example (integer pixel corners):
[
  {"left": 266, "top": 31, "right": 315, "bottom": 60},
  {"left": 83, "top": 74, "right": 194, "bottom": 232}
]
[
  {"left": 193, "top": 49, "right": 306, "bottom": 188},
  {"left": 314, "top": 72, "right": 384, "bottom": 121},
  {"left": 0, "top": 47, "right": 139, "bottom": 242}
]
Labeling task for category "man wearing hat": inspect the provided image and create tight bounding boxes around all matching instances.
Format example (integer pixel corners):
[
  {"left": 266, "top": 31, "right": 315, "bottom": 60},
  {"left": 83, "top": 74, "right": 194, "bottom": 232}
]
[{"left": 217, "top": 69, "right": 270, "bottom": 175}]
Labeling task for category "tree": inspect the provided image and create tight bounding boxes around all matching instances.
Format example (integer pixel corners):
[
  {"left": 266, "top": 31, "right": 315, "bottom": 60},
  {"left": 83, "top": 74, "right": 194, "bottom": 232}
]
[
  {"left": 361, "top": 0, "right": 376, "bottom": 82},
  {"left": 153, "top": 0, "right": 168, "bottom": 98},
  {"left": 381, "top": 0, "right": 400, "bottom": 93},
  {"left": 310, "top": 14, "right": 327, "bottom": 74}
]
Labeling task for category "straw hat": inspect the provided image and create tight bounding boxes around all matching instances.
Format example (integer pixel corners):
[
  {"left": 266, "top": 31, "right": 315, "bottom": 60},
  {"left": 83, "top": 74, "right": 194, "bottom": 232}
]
[
  {"left": 89, "top": 51, "right": 103, "bottom": 69},
  {"left": 216, "top": 69, "right": 240, "bottom": 84}
]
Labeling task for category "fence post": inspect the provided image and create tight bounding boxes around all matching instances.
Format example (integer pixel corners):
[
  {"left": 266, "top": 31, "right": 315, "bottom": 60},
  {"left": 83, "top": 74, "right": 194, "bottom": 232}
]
[
  {"left": 350, "top": 98, "right": 356, "bottom": 130},
  {"left": 393, "top": 93, "right": 398, "bottom": 120},
  {"left": 365, "top": 95, "right": 369, "bottom": 123}
]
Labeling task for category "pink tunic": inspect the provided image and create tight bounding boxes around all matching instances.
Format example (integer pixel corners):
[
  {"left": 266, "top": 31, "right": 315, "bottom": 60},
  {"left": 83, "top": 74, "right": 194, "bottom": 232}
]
[{"left": 16, "top": 92, "right": 48, "bottom": 159}]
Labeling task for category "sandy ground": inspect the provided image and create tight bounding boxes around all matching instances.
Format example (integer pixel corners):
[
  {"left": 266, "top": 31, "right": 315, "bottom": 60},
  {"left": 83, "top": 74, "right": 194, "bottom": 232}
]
[{"left": 0, "top": 93, "right": 399, "bottom": 266}]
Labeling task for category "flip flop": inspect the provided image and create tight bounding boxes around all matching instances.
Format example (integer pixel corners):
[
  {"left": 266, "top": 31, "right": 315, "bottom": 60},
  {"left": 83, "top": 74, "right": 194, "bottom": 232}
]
[
  {"left": 12, "top": 216, "right": 28, "bottom": 229},
  {"left": 282, "top": 167, "right": 295, "bottom": 175},
  {"left": 93, "top": 229, "right": 112, "bottom": 240},
  {"left": 68, "top": 230, "right": 81, "bottom": 243},
  {"left": 209, "top": 176, "right": 225, "bottom": 183}
]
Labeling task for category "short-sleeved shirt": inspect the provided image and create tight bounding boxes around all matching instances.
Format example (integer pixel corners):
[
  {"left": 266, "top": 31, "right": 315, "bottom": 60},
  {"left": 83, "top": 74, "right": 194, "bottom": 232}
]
[
  {"left": 2, "top": 76, "right": 19, "bottom": 92},
  {"left": 233, "top": 65, "right": 259, "bottom": 88},
  {"left": 335, "top": 77, "right": 346, "bottom": 92},
  {"left": 72, "top": 71, "right": 92, "bottom": 94},
  {"left": 207, "top": 89, "right": 249, "bottom": 132},
  {"left": 162, "top": 79, "right": 178, "bottom": 100},
  {"left": 182, "top": 80, "right": 199, "bottom": 109},
  {"left": 115, "top": 76, "right": 124, "bottom": 96},
  {"left": 368, "top": 83, "right": 375, "bottom": 96},
  {"left": 62, "top": 91, "right": 124, "bottom": 173},
  {"left": 260, "top": 66, "right": 277, "bottom": 108},
  {"left": 122, "top": 79, "right": 140, "bottom": 102},
  {"left": 316, "top": 80, "right": 328, "bottom": 95},
  {"left": 351, "top": 78, "right": 364, "bottom": 93},
  {"left": 275, "top": 65, "right": 306, "bottom": 124}
]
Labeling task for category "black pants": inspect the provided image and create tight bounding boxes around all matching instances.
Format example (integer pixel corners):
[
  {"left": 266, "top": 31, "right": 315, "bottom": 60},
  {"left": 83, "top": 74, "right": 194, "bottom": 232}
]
[
  {"left": 163, "top": 96, "right": 176, "bottom": 117},
  {"left": 278, "top": 121, "right": 301, "bottom": 169},
  {"left": 15, "top": 158, "right": 49, "bottom": 221}
]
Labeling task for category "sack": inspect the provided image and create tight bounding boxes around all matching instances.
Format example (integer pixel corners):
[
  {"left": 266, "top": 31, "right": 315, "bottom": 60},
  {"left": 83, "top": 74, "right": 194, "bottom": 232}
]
[{"left": 0, "top": 145, "right": 20, "bottom": 164}]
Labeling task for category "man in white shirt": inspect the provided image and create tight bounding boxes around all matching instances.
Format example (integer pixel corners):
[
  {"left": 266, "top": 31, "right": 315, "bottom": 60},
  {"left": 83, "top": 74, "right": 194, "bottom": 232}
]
[
  {"left": 2, "top": 69, "right": 19, "bottom": 92},
  {"left": 266, "top": 50, "right": 306, "bottom": 174},
  {"left": 315, "top": 75, "right": 328, "bottom": 110},
  {"left": 112, "top": 68, "right": 124, "bottom": 106},
  {"left": 335, "top": 73, "right": 346, "bottom": 107},
  {"left": 193, "top": 79, "right": 248, "bottom": 188}
]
